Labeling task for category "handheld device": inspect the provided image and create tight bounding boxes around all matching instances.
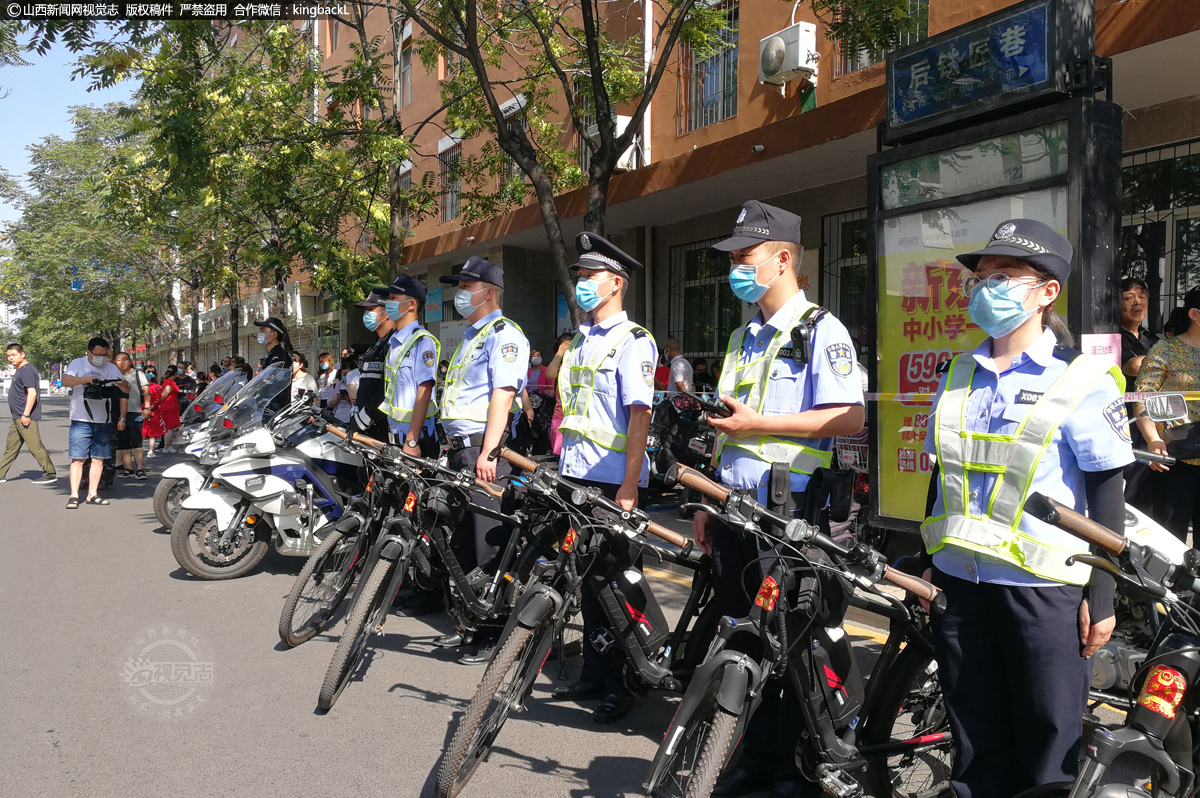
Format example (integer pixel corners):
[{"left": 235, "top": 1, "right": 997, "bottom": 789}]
[{"left": 681, "top": 389, "right": 732, "bottom": 418}]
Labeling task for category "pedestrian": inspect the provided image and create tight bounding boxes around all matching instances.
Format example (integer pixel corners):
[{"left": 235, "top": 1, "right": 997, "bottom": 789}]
[
  {"left": 348, "top": 288, "right": 397, "bottom": 440},
  {"left": 544, "top": 331, "right": 575, "bottom": 455},
  {"left": 1163, "top": 306, "right": 1190, "bottom": 338},
  {"left": 548, "top": 233, "right": 657, "bottom": 724},
  {"left": 1135, "top": 286, "right": 1200, "bottom": 542},
  {"left": 691, "top": 356, "right": 715, "bottom": 391},
  {"left": 142, "top": 374, "right": 167, "bottom": 453},
  {"left": 920, "top": 219, "right": 1130, "bottom": 798},
  {"left": 526, "top": 349, "right": 549, "bottom": 393},
  {"left": 159, "top": 366, "right": 183, "bottom": 450},
  {"left": 253, "top": 316, "right": 294, "bottom": 416},
  {"left": 62, "top": 336, "right": 130, "bottom": 508},
  {"left": 433, "top": 257, "right": 529, "bottom": 664},
  {"left": 290, "top": 352, "right": 319, "bottom": 404},
  {"left": 664, "top": 338, "right": 692, "bottom": 393},
  {"left": 380, "top": 275, "right": 439, "bottom": 455},
  {"left": 330, "top": 354, "right": 359, "bottom": 424},
  {"left": 693, "top": 202, "right": 865, "bottom": 798},
  {"left": 0, "top": 343, "right": 57, "bottom": 484},
  {"left": 316, "top": 352, "right": 337, "bottom": 409},
  {"left": 114, "top": 352, "right": 150, "bottom": 480},
  {"left": 1119, "top": 278, "right": 1159, "bottom": 508}
]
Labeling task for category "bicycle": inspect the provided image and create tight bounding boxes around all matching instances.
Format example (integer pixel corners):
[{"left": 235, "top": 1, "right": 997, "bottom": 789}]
[
  {"left": 643, "top": 465, "right": 951, "bottom": 798},
  {"left": 435, "top": 447, "right": 707, "bottom": 798}
]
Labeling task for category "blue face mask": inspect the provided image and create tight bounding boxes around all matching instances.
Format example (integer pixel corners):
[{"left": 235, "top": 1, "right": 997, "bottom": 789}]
[
  {"left": 574, "top": 277, "right": 613, "bottom": 313},
  {"left": 454, "top": 288, "right": 482, "bottom": 317},
  {"left": 362, "top": 309, "right": 381, "bottom": 332},
  {"left": 319, "top": 363, "right": 329, "bottom": 370},
  {"left": 967, "top": 280, "right": 1034, "bottom": 339},
  {"left": 384, "top": 300, "right": 403, "bottom": 321},
  {"left": 727, "top": 253, "right": 782, "bottom": 303},
  {"left": 256, "top": 332, "right": 268, "bottom": 345}
]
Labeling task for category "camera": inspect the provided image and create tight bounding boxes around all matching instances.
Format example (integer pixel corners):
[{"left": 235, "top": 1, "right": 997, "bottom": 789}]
[{"left": 83, "top": 380, "right": 120, "bottom": 401}]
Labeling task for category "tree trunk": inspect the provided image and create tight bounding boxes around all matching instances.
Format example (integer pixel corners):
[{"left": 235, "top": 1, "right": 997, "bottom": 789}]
[
  {"left": 528, "top": 171, "right": 583, "bottom": 327},
  {"left": 190, "top": 293, "right": 200, "bottom": 365},
  {"left": 229, "top": 295, "right": 240, "bottom": 358}
]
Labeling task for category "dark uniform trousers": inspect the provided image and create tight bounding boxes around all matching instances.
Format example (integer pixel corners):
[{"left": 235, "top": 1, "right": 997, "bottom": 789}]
[
  {"left": 447, "top": 445, "right": 515, "bottom": 575},
  {"left": 563, "top": 478, "right": 648, "bottom": 697},
  {"left": 930, "top": 567, "right": 1089, "bottom": 798}
]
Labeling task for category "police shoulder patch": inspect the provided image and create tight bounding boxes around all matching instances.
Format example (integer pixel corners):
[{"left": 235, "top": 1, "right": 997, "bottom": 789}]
[
  {"left": 824, "top": 343, "right": 854, "bottom": 377},
  {"left": 1104, "top": 397, "right": 1131, "bottom": 442},
  {"left": 500, "top": 342, "right": 518, "bottom": 362},
  {"left": 422, "top": 349, "right": 435, "bottom": 367},
  {"left": 641, "top": 360, "right": 653, "bottom": 387}
]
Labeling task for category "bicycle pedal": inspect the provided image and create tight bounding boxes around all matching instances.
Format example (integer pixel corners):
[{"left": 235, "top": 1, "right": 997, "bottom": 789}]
[
  {"left": 816, "top": 768, "right": 862, "bottom": 798},
  {"left": 589, "top": 628, "right": 616, "bottom": 655}
]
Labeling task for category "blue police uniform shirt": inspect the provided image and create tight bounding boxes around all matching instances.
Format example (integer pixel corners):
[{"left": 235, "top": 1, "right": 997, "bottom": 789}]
[
  {"left": 560, "top": 311, "right": 658, "bottom": 487},
  {"left": 386, "top": 320, "right": 439, "bottom": 439},
  {"left": 923, "top": 328, "right": 1134, "bottom": 585},
  {"left": 718, "top": 291, "right": 865, "bottom": 502},
  {"left": 441, "top": 308, "right": 530, "bottom": 438}
]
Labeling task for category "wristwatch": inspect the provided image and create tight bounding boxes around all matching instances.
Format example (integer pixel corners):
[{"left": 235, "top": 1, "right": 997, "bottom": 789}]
[{"left": 403, "top": 439, "right": 419, "bottom": 448}]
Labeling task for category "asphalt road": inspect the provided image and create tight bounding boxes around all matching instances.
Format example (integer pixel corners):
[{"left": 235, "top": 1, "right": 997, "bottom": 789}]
[{"left": 0, "top": 399, "right": 895, "bottom": 798}]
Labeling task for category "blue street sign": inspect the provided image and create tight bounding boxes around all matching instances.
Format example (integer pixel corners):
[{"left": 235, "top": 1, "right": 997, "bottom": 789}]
[{"left": 887, "top": 0, "right": 1055, "bottom": 139}]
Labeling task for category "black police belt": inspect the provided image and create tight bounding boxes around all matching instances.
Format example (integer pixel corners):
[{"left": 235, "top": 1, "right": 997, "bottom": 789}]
[{"left": 444, "top": 432, "right": 485, "bottom": 451}]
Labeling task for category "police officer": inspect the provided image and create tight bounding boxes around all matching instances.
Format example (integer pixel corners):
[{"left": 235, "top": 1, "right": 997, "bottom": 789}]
[
  {"left": 546, "top": 232, "right": 658, "bottom": 723},
  {"left": 436, "top": 256, "right": 530, "bottom": 664},
  {"left": 253, "top": 316, "right": 294, "bottom": 415},
  {"left": 694, "top": 201, "right": 865, "bottom": 798},
  {"left": 349, "top": 287, "right": 396, "bottom": 441},
  {"left": 920, "top": 220, "right": 1131, "bottom": 798},
  {"left": 379, "top": 275, "right": 440, "bottom": 456}
]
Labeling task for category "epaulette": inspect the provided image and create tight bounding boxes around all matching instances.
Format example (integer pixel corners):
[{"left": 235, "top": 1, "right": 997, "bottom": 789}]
[
  {"left": 935, "top": 359, "right": 952, "bottom": 376},
  {"left": 1052, "top": 345, "right": 1081, "bottom": 363},
  {"left": 494, "top": 320, "right": 507, "bottom": 332},
  {"left": 632, "top": 328, "right": 648, "bottom": 338}
]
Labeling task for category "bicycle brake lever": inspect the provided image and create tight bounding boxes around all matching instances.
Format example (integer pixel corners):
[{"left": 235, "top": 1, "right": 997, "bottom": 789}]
[{"left": 1068, "top": 554, "right": 1169, "bottom": 600}]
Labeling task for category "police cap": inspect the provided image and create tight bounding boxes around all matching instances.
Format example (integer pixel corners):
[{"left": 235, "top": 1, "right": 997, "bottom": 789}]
[
  {"left": 252, "top": 316, "right": 288, "bottom": 337},
  {"left": 353, "top": 287, "right": 391, "bottom": 308},
  {"left": 570, "top": 232, "right": 643, "bottom": 278},
  {"left": 440, "top": 256, "right": 504, "bottom": 289},
  {"left": 957, "top": 219, "right": 1072, "bottom": 283},
  {"left": 388, "top": 274, "right": 427, "bottom": 303},
  {"left": 711, "top": 201, "right": 802, "bottom": 252}
]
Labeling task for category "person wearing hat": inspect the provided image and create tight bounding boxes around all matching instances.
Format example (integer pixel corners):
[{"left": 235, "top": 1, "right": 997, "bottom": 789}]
[
  {"left": 349, "top": 287, "right": 398, "bottom": 440},
  {"left": 253, "top": 316, "right": 294, "bottom": 415},
  {"left": 436, "top": 256, "right": 530, "bottom": 664},
  {"left": 380, "top": 275, "right": 440, "bottom": 456},
  {"left": 692, "top": 201, "right": 865, "bottom": 798},
  {"left": 546, "top": 232, "right": 658, "bottom": 723},
  {"left": 918, "top": 219, "right": 1132, "bottom": 798}
]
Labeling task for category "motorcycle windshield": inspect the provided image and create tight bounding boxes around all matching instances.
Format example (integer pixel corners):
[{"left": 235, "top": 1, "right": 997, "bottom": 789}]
[
  {"left": 215, "top": 365, "right": 292, "bottom": 430},
  {"left": 181, "top": 370, "right": 248, "bottom": 425}
]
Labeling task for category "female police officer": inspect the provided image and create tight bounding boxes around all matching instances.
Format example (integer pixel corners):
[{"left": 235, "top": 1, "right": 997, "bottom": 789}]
[{"left": 920, "top": 219, "right": 1132, "bottom": 798}]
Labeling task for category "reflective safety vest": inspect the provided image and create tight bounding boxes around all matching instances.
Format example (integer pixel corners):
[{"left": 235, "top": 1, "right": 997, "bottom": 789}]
[
  {"left": 714, "top": 300, "right": 833, "bottom": 476},
  {"left": 441, "top": 316, "right": 524, "bottom": 423},
  {"left": 558, "top": 320, "right": 650, "bottom": 452},
  {"left": 920, "top": 353, "right": 1125, "bottom": 585},
  {"left": 379, "top": 328, "right": 441, "bottom": 423}
]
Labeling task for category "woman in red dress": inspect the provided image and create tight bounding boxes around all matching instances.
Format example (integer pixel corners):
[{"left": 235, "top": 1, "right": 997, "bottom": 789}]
[
  {"left": 142, "top": 376, "right": 167, "bottom": 455},
  {"left": 158, "top": 366, "right": 182, "bottom": 449}
]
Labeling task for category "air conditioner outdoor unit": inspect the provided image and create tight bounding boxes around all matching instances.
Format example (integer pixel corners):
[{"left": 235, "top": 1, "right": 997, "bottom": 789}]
[
  {"left": 585, "top": 115, "right": 640, "bottom": 172},
  {"left": 759, "top": 21, "right": 818, "bottom": 86}
]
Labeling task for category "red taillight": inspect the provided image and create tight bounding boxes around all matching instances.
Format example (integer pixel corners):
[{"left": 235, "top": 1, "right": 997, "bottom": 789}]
[
  {"left": 754, "top": 576, "right": 780, "bottom": 612},
  {"left": 403, "top": 492, "right": 417, "bottom": 513},
  {"left": 1138, "top": 665, "right": 1187, "bottom": 719},
  {"left": 562, "top": 529, "right": 577, "bottom": 553},
  {"left": 214, "top": 394, "right": 224, "bottom": 403},
  {"left": 193, "top": 404, "right": 204, "bottom": 412},
  {"left": 222, "top": 419, "right": 234, "bottom": 429}
]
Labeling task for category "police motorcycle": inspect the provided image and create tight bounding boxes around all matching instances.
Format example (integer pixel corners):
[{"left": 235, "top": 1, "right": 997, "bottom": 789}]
[
  {"left": 152, "top": 369, "right": 249, "bottom": 528},
  {"left": 170, "top": 367, "right": 365, "bottom": 581}
]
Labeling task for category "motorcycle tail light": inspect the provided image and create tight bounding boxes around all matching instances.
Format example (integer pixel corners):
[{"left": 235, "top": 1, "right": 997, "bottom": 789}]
[
  {"left": 214, "top": 395, "right": 223, "bottom": 403},
  {"left": 1138, "top": 665, "right": 1187, "bottom": 719},
  {"left": 562, "top": 529, "right": 577, "bottom": 554},
  {"left": 193, "top": 404, "right": 204, "bottom": 412},
  {"left": 754, "top": 576, "right": 780, "bottom": 612},
  {"left": 222, "top": 419, "right": 234, "bottom": 429}
]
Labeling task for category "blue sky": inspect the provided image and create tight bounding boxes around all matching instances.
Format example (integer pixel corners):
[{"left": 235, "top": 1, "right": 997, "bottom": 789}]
[{"left": 0, "top": 43, "right": 138, "bottom": 225}]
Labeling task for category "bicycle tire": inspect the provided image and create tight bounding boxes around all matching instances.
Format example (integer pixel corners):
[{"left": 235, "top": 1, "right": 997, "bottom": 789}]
[
  {"left": 683, "top": 708, "right": 738, "bottom": 798},
  {"left": 436, "top": 623, "right": 545, "bottom": 798},
  {"left": 861, "top": 643, "right": 953, "bottom": 798},
  {"left": 278, "top": 529, "right": 362, "bottom": 647},
  {"left": 317, "top": 559, "right": 393, "bottom": 711},
  {"left": 170, "top": 507, "right": 269, "bottom": 581},
  {"left": 153, "top": 476, "right": 189, "bottom": 528},
  {"left": 647, "top": 679, "right": 728, "bottom": 798}
]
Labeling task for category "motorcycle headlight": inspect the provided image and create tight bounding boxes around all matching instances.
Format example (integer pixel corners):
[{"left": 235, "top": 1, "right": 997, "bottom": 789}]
[{"left": 200, "top": 440, "right": 234, "bottom": 465}]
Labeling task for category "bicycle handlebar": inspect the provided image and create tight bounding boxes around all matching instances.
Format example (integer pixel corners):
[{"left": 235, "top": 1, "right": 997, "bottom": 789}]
[
  {"left": 668, "top": 464, "right": 731, "bottom": 502},
  {"left": 1133, "top": 448, "right": 1176, "bottom": 467},
  {"left": 1022, "top": 493, "right": 1127, "bottom": 556},
  {"left": 498, "top": 448, "right": 538, "bottom": 474},
  {"left": 881, "top": 566, "right": 946, "bottom": 612}
]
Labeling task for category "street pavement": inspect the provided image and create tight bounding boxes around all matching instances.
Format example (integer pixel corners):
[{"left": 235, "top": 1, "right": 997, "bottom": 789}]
[{"left": 0, "top": 399, "right": 893, "bottom": 798}]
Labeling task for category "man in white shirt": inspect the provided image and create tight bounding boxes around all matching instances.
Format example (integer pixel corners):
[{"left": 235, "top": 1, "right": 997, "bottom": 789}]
[
  {"left": 665, "top": 338, "right": 693, "bottom": 393},
  {"left": 62, "top": 337, "right": 129, "bottom": 508}
]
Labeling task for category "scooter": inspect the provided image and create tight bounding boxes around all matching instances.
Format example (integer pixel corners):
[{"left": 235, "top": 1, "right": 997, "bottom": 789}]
[
  {"left": 152, "top": 369, "right": 249, "bottom": 528},
  {"left": 170, "top": 368, "right": 365, "bottom": 580}
]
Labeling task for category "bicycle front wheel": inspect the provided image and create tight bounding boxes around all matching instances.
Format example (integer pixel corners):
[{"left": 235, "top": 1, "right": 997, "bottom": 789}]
[
  {"left": 317, "top": 559, "right": 393, "bottom": 711},
  {"left": 647, "top": 679, "right": 738, "bottom": 798},
  {"left": 279, "top": 528, "right": 364, "bottom": 647}
]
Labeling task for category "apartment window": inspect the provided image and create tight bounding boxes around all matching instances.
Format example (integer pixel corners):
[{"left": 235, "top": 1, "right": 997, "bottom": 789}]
[
  {"left": 836, "top": 0, "right": 928, "bottom": 77},
  {"left": 400, "top": 44, "right": 413, "bottom": 107},
  {"left": 399, "top": 170, "right": 412, "bottom": 232},
  {"left": 668, "top": 237, "right": 742, "bottom": 358},
  {"left": 820, "top": 209, "right": 870, "bottom": 349},
  {"left": 677, "top": 0, "right": 739, "bottom": 135},
  {"left": 329, "top": 19, "right": 339, "bottom": 53},
  {"left": 440, "top": 145, "right": 462, "bottom": 223}
]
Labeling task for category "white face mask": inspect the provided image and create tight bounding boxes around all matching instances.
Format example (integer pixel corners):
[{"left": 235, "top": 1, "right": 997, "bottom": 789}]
[{"left": 89, "top": 354, "right": 108, "bottom": 368}]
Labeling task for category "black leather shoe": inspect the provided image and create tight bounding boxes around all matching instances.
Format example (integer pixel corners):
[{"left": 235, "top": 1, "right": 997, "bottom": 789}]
[
  {"left": 767, "top": 779, "right": 814, "bottom": 798},
  {"left": 593, "top": 693, "right": 634, "bottom": 724},
  {"left": 550, "top": 680, "right": 605, "bottom": 701},
  {"left": 431, "top": 631, "right": 464, "bottom": 648},
  {"left": 712, "top": 764, "right": 773, "bottom": 797},
  {"left": 458, "top": 642, "right": 496, "bottom": 666}
]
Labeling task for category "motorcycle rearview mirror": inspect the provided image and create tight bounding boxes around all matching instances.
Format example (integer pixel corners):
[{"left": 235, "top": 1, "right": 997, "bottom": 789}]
[{"left": 1145, "top": 393, "right": 1189, "bottom": 424}]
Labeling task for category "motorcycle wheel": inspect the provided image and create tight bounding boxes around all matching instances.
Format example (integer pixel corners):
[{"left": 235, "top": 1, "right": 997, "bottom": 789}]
[
  {"left": 317, "top": 558, "right": 394, "bottom": 711},
  {"left": 153, "top": 477, "right": 190, "bottom": 529},
  {"left": 170, "top": 507, "right": 269, "bottom": 581},
  {"left": 861, "top": 643, "right": 953, "bottom": 798},
  {"left": 436, "top": 621, "right": 548, "bottom": 798},
  {"left": 278, "top": 528, "right": 364, "bottom": 647},
  {"left": 647, "top": 678, "right": 738, "bottom": 798}
]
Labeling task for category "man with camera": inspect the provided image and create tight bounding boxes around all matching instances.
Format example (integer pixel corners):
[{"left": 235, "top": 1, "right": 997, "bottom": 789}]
[{"left": 62, "top": 337, "right": 129, "bottom": 509}]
